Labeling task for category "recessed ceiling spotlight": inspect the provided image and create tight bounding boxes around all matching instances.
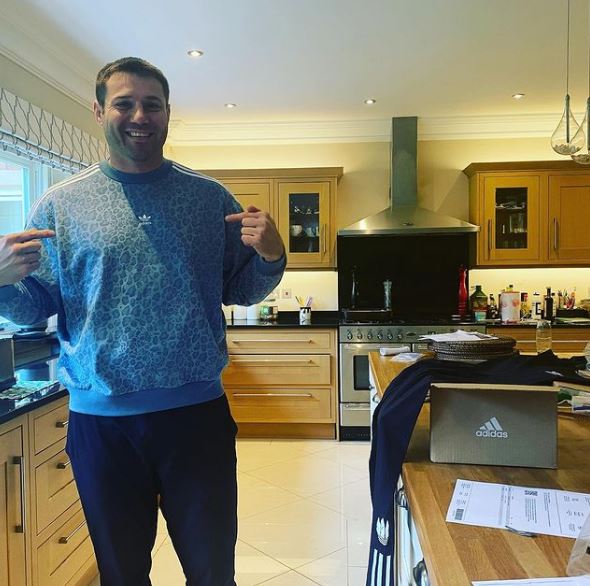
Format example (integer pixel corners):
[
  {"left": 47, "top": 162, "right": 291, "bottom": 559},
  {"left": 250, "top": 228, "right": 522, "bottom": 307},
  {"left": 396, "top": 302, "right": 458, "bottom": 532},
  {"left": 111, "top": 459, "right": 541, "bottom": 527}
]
[
  {"left": 512, "top": 93, "right": 525, "bottom": 100},
  {"left": 225, "top": 103, "right": 237, "bottom": 108},
  {"left": 187, "top": 49, "right": 204, "bottom": 58},
  {"left": 364, "top": 98, "right": 377, "bottom": 105}
]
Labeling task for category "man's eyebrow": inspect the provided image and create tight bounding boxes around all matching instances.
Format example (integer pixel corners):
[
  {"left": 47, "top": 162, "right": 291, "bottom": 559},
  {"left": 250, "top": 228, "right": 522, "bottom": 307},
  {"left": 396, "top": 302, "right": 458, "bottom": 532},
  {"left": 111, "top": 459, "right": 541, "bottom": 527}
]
[{"left": 111, "top": 95, "right": 164, "bottom": 102}]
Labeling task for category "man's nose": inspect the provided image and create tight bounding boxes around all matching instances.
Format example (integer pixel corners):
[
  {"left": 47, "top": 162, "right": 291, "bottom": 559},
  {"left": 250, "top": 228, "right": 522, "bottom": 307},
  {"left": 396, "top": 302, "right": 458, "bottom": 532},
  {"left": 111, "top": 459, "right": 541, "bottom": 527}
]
[{"left": 131, "top": 104, "right": 148, "bottom": 123}]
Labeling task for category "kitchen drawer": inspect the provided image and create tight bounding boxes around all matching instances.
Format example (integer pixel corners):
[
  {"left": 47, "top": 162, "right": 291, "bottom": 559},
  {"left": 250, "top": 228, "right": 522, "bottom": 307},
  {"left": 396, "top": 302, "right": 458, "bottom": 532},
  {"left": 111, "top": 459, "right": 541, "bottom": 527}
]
[
  {"left": 223, "top": 354, "right": 331, "bottom": 386},
  {"left": 488, "top": 327, "right": 590, "bottom": 353},
  {"left": 32, "top": 400, "right": 69, "bottom": 455},
  {"left": 37, "top": 507, "right": 93, "bottom": 586},
  {"left": 226, "top": 330, "right": 334, "bottom": 353},
  {"left": 35, "top": 438, "right": 79, "bottom": 535},
  {"left": 226, "top": 387, "right": 333, "bottom": 423}
]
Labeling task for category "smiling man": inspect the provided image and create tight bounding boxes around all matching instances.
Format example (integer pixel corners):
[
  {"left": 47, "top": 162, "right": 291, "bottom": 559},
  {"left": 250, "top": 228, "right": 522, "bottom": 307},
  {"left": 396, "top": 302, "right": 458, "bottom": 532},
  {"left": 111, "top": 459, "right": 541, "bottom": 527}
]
[{"left": 0, "top": 57, "right": 285, "bottom": 586}]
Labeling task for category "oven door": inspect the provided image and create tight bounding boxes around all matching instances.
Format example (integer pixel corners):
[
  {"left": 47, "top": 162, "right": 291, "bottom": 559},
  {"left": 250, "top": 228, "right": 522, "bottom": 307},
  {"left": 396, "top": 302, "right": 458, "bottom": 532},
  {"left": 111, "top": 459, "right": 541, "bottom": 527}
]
[{"left": 339, "top": 343, "right": 407, "bottom": 404}]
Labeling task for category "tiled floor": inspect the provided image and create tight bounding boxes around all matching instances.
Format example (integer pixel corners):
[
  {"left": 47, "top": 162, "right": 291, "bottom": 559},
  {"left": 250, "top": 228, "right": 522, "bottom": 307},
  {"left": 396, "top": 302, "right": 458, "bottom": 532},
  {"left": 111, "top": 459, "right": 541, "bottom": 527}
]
[{"left": 89, "top": 439, "right": 371, "bottom": 585}]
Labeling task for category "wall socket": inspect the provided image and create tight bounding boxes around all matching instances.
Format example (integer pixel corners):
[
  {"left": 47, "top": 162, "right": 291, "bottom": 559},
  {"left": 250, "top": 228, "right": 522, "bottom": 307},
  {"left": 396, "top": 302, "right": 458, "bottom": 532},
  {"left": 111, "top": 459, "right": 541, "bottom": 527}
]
[{"left": 281, "top": 288, "right": 292, "bottom": 299}]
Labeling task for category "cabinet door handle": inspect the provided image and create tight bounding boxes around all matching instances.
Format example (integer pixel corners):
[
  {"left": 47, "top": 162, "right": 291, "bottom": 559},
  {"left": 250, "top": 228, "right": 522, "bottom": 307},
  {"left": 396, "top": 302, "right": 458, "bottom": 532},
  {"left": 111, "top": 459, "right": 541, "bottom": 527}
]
[
  {"left": 487, "top": 219, "right": 492, "bottom": 254},
  {"left": 57, "top": 460, "right": 71, "bottom": 470},
  {"left": 55, "top": 419, "right": 69, "bottom": 428},
  {"left": 553, "top": 218, "right": 559, "bottom": 251},
  {"left": 59, "top": 519, "right": 87, "bottom": 544},
  {"left": 394, "top": 486, "right": 408, "bottom": 510},
  {"left": 13, "top": 456, "right": 26, "bottom": 534},
  {"left": 233, "top": 392, "right": 313, "bottom": 398},
  {"left": 321, "top": 223, "right": 327, "bottom": 255}
]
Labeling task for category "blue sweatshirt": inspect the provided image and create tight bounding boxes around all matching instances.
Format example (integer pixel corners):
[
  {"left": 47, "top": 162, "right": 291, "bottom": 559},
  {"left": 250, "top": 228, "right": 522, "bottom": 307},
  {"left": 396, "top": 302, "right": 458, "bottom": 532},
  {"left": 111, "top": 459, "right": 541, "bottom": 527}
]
[{"left": 0, "top": 160, "right": 285, "bottom": 415}]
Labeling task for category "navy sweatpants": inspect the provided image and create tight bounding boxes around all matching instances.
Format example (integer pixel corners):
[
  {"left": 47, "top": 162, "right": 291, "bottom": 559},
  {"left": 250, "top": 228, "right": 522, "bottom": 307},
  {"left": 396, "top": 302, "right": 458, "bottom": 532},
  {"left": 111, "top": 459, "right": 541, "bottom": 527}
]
[{"left": 66, "top": 395, "right": 238, "bottom": 586}]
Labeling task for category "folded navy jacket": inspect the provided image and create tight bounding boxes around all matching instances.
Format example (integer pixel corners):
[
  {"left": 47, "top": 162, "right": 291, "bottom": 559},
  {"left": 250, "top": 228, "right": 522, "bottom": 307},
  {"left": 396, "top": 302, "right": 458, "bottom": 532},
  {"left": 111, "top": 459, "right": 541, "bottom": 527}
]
[{"left": 366, "top": 351, "right": 588, "bottom": 586}]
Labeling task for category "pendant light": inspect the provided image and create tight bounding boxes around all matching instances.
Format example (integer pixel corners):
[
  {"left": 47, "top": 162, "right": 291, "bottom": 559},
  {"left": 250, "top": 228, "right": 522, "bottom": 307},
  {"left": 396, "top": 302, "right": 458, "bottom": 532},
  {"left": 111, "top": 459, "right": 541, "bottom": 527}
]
[
  {"left": 572, "top": 0, "right": 590, "bottom": 164},
  {"left": 551, "top": 0, "right": 584, "bottom": 155}
]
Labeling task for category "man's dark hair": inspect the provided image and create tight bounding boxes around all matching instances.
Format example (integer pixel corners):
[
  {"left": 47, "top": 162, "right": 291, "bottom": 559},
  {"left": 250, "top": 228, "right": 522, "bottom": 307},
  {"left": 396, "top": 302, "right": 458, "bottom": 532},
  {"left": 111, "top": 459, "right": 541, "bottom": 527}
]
[{"left": 95, "top": 57, "right": 170, "bottom": 107}]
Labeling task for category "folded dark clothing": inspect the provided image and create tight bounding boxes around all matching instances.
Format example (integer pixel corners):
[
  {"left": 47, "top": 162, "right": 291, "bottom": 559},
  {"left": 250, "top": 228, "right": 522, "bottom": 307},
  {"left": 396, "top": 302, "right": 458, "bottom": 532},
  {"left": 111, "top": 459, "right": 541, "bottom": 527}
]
[{"left": 366, "top": 351, "right": 588, "bottom": 586}]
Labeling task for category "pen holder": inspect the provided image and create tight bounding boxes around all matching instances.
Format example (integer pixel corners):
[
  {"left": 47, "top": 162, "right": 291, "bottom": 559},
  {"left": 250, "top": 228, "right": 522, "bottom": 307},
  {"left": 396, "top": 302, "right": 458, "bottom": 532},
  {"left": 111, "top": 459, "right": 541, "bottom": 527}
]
[{"left": 299, "top": 306, "right": 311, "bottom": 325}]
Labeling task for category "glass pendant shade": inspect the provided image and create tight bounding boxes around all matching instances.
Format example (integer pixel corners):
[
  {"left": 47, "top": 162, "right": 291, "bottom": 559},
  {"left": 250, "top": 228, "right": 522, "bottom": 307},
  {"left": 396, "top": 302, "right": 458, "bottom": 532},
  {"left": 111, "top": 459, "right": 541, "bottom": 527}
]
[
  {"left": 572, "top": 99, "right": 590, "bottom": 164},
  {"left": 551, "top": 94, "right": 583, "bottom": 154}
]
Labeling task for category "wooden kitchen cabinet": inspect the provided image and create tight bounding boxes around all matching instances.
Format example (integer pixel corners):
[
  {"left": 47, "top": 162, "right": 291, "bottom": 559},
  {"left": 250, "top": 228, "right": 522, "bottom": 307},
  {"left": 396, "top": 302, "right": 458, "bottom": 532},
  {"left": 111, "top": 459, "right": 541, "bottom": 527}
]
[
  {"left": 487, "top": 326, "right": 590, "bottom": 353},
  {"left": 465, "top": 161, "right": 590, "bottom": 266},
  {"left": 223, "top": 328, "right": 338, "bottom": 438},
  {"left": 0, "top": 417, "right": 29, "bottom": 586},
  {"left": 202, "top": 167, "right": 342, "bottom": 269}
]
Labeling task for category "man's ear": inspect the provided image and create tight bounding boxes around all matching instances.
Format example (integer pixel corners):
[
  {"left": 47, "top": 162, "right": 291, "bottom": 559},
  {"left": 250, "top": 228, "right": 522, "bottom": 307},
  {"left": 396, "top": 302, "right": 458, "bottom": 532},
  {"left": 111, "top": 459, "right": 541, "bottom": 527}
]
[{"left": 93, "top": 100, "right": 104, "bottom": 126}]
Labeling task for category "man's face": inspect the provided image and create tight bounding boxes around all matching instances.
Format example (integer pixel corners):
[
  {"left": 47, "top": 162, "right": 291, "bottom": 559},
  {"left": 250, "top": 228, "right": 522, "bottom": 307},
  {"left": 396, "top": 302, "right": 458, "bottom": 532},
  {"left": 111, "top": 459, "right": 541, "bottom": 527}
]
[{"left": 93, "top": 72, "right": 170, "bottom": 173}]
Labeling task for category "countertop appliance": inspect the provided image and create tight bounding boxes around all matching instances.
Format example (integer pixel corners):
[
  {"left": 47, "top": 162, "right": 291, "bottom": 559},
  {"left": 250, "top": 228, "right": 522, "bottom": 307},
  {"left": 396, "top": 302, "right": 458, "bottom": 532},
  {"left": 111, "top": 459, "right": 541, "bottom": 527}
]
[{"left": 338, "top": 321, "right": 486, "bottom": 441}]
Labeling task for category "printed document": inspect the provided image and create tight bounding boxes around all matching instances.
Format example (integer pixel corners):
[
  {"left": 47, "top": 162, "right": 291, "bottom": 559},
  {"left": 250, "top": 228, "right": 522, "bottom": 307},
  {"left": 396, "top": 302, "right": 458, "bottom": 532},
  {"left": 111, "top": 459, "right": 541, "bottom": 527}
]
[{"left": 447, "top": 479, "right": 590, "bottom": 538}]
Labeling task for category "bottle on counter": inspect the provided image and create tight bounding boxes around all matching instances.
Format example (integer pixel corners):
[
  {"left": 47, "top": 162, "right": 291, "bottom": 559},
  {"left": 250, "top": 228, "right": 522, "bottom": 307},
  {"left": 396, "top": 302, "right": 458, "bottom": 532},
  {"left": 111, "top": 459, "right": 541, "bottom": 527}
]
[
  {"left": 520, "top": 292, "right": 530, "bottom": 320},
  {"left": 470, "top": 285, "right": 488, "bottom": 322},
  {"left": 542, "top": 287, "right": 553, "bottom": 321},
  {"left": 457, "top": 265, "right": 468, "bottom": 318},
  {"left": 487, "top": 294, "right": 499, "bottom": 320},
  {"left": 531, "top": 292, "right": 542, "bottom": 320},
  {"left": 500, "top": 284, "right": 520, "bottom": 324}
]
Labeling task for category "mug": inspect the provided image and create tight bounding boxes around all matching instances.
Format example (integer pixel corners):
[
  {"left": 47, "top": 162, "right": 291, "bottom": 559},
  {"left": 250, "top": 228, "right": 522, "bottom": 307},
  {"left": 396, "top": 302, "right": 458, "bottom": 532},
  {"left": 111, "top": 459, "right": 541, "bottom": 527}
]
[{"left": 299, "top": 306, "right": 311, "bottom": 324}]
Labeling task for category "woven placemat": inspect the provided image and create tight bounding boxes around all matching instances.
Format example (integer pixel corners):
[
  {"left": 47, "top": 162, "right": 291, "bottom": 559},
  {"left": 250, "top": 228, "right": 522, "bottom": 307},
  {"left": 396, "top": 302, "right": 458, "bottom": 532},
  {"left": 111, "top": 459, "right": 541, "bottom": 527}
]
[{"left": 430, "top": 336, "right": 516, "bottom": 360}]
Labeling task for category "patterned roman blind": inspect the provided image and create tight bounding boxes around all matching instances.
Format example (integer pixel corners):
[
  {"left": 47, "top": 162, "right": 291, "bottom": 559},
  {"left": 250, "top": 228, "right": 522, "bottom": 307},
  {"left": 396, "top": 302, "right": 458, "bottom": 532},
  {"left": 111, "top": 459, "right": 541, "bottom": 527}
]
[{"left": 0, "top": 87, "right": 107, "bottom": 172}]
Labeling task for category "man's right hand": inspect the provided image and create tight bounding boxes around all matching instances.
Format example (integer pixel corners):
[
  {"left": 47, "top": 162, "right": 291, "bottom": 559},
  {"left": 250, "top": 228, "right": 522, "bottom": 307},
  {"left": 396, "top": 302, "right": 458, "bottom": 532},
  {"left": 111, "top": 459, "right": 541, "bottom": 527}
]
[{"left": 0, "top": 229, "right": 55, "bottom": 286}]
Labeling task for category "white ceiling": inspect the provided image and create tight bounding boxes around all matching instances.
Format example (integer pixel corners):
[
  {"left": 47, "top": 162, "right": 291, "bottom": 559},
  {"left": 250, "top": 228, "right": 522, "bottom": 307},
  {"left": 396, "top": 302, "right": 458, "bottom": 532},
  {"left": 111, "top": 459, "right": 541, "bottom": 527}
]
[{"left": 2, "top": 0, "right": 590, "bottom": 143}]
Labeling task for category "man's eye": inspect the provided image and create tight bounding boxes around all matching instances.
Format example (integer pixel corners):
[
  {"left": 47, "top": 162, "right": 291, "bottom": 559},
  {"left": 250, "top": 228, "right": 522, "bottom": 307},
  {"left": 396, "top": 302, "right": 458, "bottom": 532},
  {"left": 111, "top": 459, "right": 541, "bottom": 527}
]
[
  {"left": 114, "top": 102, "right": 132, "bottom": 110},
  {"left": 145, "top": 103, "right": 163, "bottom": 111}
]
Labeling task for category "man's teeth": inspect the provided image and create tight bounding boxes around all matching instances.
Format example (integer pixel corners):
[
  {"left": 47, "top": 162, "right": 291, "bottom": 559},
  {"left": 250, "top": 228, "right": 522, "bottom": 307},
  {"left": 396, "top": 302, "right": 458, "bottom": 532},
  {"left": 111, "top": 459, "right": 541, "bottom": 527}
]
[{"left": 127, "top": 131, "right": 150, "bottom": 137}]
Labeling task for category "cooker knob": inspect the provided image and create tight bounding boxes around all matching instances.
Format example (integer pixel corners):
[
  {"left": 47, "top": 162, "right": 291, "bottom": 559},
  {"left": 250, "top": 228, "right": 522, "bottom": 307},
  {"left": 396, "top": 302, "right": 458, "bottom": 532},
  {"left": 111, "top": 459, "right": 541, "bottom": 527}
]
[
  {"left": 397, "top": 333, "right": 403, "bottom": 341},
  {"left": 367, "top": 331, "right": 373, "bottom": 340},
  {"left": 377, "top": 331, "right": 383, "bottom": 340},
  {"left": 346, "top": 330, "right": 353, "bottom": 340},
  {"left": 386, "top": 332, "right": 394, "bottom": 341},
  {"left": 357, "top": 330, "right": 363, "bottom": 340}
]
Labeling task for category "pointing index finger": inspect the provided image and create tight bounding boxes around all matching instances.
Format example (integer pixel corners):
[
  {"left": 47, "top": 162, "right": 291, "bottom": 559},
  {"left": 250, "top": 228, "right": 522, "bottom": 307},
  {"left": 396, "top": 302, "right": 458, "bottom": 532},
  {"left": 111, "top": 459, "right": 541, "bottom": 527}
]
[{"left": 13, "top": 229, "right": 56, "bottom": 243}]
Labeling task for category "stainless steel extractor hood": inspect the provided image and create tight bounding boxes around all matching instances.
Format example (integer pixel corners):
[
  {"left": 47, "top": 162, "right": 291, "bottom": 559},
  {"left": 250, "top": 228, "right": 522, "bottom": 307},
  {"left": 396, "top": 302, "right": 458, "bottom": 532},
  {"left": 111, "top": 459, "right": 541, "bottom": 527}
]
[{"left": 338, "top": 117, "right": 479, "bottom": 236}]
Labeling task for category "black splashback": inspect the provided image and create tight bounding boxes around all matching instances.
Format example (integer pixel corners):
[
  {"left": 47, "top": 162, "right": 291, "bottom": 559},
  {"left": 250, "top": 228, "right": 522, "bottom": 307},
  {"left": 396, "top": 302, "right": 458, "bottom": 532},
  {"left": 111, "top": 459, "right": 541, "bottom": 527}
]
[{"left": 337, "top": 234, "right": 473, "bottom": 319}]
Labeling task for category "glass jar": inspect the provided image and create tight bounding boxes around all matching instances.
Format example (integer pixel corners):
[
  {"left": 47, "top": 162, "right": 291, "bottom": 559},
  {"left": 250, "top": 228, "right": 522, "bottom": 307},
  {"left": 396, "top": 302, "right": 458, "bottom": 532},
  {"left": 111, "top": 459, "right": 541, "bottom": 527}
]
[
  {"left": 536, "top": 320, "right": 552, "bottom": 353},
  {"left": 470, "top": 285, "right": 488, "bottom": 322}
]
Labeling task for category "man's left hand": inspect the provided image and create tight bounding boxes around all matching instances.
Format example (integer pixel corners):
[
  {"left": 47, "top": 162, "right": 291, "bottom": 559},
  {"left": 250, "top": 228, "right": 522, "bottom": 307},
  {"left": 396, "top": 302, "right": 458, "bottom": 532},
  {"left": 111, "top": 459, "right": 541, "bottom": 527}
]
[{"left": 225, "top": 205, "right": 285, "bottom": 262}]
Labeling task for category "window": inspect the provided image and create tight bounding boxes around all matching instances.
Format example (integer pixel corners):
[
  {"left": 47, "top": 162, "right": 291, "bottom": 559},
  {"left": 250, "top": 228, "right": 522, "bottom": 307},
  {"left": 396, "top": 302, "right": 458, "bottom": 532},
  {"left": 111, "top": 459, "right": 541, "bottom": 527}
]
[{"left": 0, "top": 151, "right": 72, "bottom": 232}]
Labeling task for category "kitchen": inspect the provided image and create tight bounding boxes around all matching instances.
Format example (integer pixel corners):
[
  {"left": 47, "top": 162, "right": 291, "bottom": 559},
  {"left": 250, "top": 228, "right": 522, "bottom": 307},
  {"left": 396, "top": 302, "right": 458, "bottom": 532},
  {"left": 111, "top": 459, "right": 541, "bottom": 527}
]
[{"left": 2, "top": 1, "right": 590, "bottom": 585}]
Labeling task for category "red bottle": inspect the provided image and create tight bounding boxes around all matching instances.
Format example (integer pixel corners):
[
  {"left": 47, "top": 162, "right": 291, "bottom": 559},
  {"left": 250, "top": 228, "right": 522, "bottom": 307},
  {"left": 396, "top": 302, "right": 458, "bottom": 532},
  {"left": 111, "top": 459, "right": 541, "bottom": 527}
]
[{"left": 457, "top": 265, "right": 468, "bottom": 318}]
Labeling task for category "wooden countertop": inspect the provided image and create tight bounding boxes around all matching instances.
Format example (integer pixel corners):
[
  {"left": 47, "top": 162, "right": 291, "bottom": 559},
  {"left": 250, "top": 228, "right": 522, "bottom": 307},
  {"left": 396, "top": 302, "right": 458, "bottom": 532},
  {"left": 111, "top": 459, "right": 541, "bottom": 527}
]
[{"left": 369, "top": 351, "right": 590, "bottom": 585}]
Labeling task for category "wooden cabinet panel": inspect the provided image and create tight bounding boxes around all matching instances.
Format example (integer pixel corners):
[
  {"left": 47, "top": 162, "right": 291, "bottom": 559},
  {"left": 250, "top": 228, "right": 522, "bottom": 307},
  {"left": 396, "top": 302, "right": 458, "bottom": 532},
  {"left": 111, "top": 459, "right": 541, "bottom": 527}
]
[
  {"left": 35, "top": 439, "right": 79, "bottom": 535},
  {"left": 32, "top": 402, "right": 69, "bottom": 456},
  {"left": 222, "top": 181, "right": 272, "bottom": 215},
  {"left": 224, "top": 354, "right": 331, "bottom": 386},
  {"left": 487, "top": 327, "right": 590, "bottom": 353},
  {"left": 548, "top": 174, "right": 590, "bottom": 262},
  {"left": 36, "top": 507, "right": 93, "bottom": 586},
  {"left": 0, "top": 423, "right": 27, "bottom": 586},
  {"left": 227, "top": 329, "right": 334, "bottom": 353},
  {"left": 226, "top": 387, "right": 332, "bottom": 423}
]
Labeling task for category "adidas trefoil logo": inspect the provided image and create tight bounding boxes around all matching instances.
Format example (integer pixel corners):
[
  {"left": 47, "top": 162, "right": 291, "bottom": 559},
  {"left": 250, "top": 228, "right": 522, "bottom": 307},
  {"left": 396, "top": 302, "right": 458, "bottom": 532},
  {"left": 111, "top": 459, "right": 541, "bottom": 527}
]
[
  {"left": 475, "top": 416, "right": 509, "bottom": 439},
  {"left": 376, "top": 517, "right": 389, "bottom": 546},
  {"left": 137, "top": 214, "right": 152, "bottom": 226}
]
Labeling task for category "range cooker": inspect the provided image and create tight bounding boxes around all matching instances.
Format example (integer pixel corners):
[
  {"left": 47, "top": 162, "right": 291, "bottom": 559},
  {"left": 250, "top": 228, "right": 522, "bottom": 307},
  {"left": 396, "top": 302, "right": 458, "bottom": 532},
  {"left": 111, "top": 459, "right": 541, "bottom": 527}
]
[{"left": 338, "top": 321, "right": 486, "bottom": 440}]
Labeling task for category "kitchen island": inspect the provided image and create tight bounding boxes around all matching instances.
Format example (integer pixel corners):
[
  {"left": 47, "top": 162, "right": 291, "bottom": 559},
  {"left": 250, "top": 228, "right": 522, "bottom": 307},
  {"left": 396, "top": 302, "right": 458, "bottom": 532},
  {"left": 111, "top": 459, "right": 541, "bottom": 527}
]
[{"left": 369, "top": 351, "right": 590, "bottom": 585}]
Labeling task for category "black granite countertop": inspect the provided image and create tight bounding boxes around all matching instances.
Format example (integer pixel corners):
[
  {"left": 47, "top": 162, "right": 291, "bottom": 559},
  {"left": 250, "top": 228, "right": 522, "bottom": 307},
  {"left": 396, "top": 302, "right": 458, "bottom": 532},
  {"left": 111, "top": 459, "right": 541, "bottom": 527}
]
[
  {"left": 226, "top": 310, "right": 340, "bottom": 328},
  {"left": 486, "top": 320, "right": 590, "bottom": 328}
]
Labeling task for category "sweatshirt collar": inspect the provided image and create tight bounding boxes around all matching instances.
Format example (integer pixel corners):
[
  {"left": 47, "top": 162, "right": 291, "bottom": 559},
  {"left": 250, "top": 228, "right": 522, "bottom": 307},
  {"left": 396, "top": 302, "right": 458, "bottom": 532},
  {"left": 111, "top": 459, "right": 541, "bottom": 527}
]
[{"left": 99, "top": 159, "right": 172, "bottom": 184}]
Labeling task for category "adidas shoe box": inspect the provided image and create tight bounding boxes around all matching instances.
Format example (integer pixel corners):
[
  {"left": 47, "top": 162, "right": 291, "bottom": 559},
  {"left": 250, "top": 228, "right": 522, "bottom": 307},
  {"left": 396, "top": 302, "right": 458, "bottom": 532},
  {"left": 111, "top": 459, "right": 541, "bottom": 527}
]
[{"left": 429, "top": 383, "right": 558, "bottom": 469}]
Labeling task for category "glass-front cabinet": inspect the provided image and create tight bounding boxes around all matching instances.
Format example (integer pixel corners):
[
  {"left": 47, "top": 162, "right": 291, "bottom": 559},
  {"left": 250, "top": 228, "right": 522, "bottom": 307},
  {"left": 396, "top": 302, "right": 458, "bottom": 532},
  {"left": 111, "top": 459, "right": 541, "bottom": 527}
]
[
  {"left": 278, "top": 181, "right": 332, "bottom": 267},
  {"left": 482, "top": 175, "right": 541, "bottom": 263}
]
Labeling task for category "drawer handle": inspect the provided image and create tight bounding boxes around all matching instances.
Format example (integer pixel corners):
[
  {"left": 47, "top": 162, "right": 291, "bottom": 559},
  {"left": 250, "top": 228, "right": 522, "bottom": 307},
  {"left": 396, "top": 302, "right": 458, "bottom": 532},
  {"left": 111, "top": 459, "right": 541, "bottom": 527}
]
[
  {"left": 59, "top": 520, "right": 86, "bottom": 544},
  {"left": 57, "top": 460, "right": 71, "bottom": 470},
  {"left": 230, "top": 358, "right": 314, "bottom": 366},
  {"left": 233, "top": 393, "right": 313, "bottom": 398},
  {"left": 13, "top": 456, "right": 26, "bottom": 534},
  {"left": 232, "top": 339, "right": 314, "bottom": 344},
  {"left": 55, "top": 420, "right": 69, "bottom": 428}
]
